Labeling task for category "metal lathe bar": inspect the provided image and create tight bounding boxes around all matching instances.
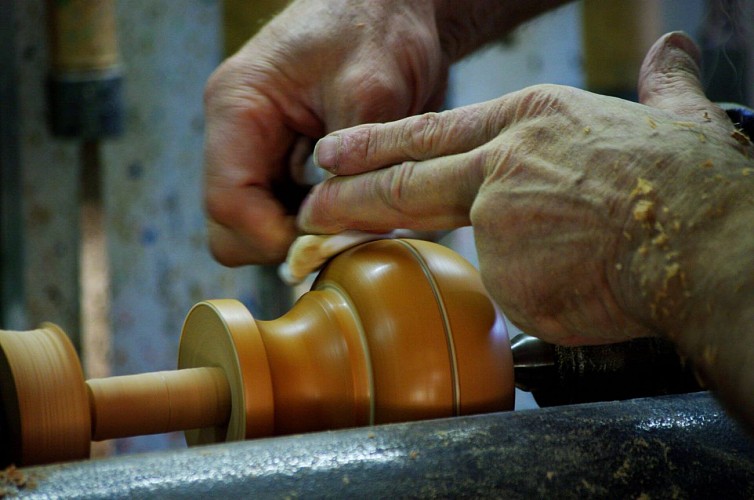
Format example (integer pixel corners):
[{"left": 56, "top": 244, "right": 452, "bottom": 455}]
[{"left": 8, "top": 392, "right": 754, "bottom": 498}]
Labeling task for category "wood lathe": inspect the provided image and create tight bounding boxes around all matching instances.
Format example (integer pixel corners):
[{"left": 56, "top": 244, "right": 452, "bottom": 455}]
[
  {"left": 0, "top": 239, "right": 515, "bottom": 467},
  {"left": 0, "top": 238, "right": 704, "bottom": 469}
]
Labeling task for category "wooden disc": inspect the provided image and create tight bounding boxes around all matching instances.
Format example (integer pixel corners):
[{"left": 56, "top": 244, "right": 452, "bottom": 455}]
[
  {"left": 0, "top": 324, "right": 91, "bottom": 466},
  {"left": 178, "top": 300, "right": 274, "bottom": 445}
]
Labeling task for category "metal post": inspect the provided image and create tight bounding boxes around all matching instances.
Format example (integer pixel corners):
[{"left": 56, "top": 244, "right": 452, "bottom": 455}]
[{"left": 0, "top": 0, "right": 25, "bottom": 330}]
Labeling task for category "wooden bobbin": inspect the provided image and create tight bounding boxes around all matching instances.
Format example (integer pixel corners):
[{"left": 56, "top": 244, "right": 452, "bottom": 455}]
[
  {"left": 0, "top": 324, "right": 91, "bottom": 466},
  {"left": 0, "top": 239, "right": 514, "bottom": 466}
]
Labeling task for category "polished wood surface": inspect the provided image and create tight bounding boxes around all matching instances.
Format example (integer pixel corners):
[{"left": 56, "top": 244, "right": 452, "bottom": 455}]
[{"left": 0, "top": 240, "right": 514, "bottom": 466}]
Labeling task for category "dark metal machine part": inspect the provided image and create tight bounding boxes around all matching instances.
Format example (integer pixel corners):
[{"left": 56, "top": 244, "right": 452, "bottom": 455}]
[
  {"left": 511, "top": 334, "right": 701, "bottom": 407},
  {"left": 8, "top": 392, "right": 754, "bottom": 499},
  {"left": 723, "top": 105, "right": 754, "bottom": 141}
]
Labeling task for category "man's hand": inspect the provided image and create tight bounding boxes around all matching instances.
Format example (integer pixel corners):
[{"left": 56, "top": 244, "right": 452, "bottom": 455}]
[
  {"left": 203, "top": 0, "right": 449, "bottom": 265},
  {"left": 203, "top": 0, "right": 573, "bottom": 265},
  {"left": 298, "top": 32, "right": 753, "bottom": 348}
]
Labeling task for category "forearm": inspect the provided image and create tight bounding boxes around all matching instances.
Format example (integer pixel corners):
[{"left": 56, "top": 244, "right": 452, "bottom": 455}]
[{"left": 433, "top": 0, "right": 574, "bottom": 61}]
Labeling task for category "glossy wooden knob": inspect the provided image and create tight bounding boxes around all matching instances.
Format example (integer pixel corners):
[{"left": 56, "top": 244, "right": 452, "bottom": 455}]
[
  {"left": 0, "top": 239, "right": 514, "bottom": 466},
  {"left": 182, "top": 239, "right": 514, "bottom": 443}
]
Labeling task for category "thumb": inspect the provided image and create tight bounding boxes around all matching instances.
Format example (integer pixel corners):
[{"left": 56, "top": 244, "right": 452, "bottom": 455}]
[{"left": 638, "top": 31, "right": 726, "bottom": 122}]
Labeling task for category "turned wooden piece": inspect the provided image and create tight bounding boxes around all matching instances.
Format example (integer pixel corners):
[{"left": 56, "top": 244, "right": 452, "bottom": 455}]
[{"left": 0, "top": 240, "right": 514, "bottom": 467}]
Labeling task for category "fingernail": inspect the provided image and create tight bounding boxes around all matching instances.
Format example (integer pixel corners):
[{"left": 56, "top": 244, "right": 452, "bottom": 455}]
[
  {"left": 314, "top": 135, "right": 340, "bottom": 172},
  {"left": 665, "top": 31, "right": 701, "bottom": 67}
]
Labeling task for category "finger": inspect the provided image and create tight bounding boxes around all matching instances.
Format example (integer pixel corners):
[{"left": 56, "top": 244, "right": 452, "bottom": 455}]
[
  {"left": 314, "top": 100, "right": 504, "bottom": 176},
  {"left": 298, "top": 150, "right": 486, "bottom": 233},
  {"left": 323, "top": 35, "right": 448, "bottom": 132},
  {"left": 204, "top": 61, "right": 301, "bottom": 264},
  {"left": 206, "top": 185, "right": 298, "bottom": 265},
  {"left": 638, "top": 31, "right": 728, "bottom": 123}
]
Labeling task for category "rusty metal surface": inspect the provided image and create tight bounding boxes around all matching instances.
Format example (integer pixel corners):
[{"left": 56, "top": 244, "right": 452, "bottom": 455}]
[{"left": 8, "top": 392, "right": 754, "bottom": 498}]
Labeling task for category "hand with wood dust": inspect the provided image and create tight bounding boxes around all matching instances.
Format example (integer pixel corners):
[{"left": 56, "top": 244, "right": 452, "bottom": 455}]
[{"left": 299, "top": 32, "right": 754, "bottom": 429}]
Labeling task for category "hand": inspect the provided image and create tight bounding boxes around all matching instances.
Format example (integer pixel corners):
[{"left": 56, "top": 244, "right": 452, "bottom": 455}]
[
  {"left": 203, "top": 0, "right": 449, "bottom": 265},
  {"left": 298, "top": 32, "right": 754, "bottom": 348}
]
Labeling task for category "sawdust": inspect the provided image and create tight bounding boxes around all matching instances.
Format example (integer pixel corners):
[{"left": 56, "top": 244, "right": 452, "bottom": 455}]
[
  {"left": 731, "top": 129, "right": 751, "bottom": 146},
  {"left": 652, "top": 232, "right": 669, "bottom": 248},
  {"left": 630, "top": 178, "right": 654, "bottom": 198},
  {"left": 633, "top": 200, "right": 655, "bottom": 223},
  {"left": 0, "top": 465, "right": 36, "bottom": 497}
]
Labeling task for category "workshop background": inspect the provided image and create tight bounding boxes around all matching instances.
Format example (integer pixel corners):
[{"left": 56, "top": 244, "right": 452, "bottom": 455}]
[{"left": 1, "top": 0, "right": 752, "bottom": 457}]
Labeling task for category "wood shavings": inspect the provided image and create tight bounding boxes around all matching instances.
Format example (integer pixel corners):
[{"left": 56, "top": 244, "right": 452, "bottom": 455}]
[
  {"left": 630, "top": 178, "right": 654, "bottom": 198},
  {"left": 0, "top": 465, "right": 36, "bottom": 496},
  {"left": 652, "top": 232, "right": 669, "bottom": 248},
  {"left": 665, "top": 251, "right": 680, "bottom": 262},
  {"left": 0, "top": 466, "right": 26, "bottom": 488},
  {"left": 731, "top": 129, "right": 751, "bottom": 146},
  {"left": 633, "top": 200, "right": 655, "bottom": 223},
  {"left": 279, "top": 231, "right": 391, "bottom": 285},
  {"left": 672, "top": 121, "right": 697, "bottom": 129},
  {"left": 665, "top": 262, "right": 680, "bottom": 281}
]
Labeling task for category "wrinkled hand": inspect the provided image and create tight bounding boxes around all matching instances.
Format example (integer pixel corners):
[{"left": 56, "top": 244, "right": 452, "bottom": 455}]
[
  {"left": 298, "top": 32, "right": 754, "bottom": 346},
  {"left": 203, "top": 0, "right": 449, "bottom": 265}
]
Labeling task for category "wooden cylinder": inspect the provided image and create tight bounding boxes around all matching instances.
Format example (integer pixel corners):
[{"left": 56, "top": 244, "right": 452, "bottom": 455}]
[
  {"left": 582, "top": 0, "right": 662, "bottom": 96},
  {"left": 46, "top": 0, "right": 120, "bottom": 72},
  {"left": 86, "top": 367, "right": 231, "bottom": 441},
  {"left": 0, "top": 325, "right": 91, "bottom": 466}
]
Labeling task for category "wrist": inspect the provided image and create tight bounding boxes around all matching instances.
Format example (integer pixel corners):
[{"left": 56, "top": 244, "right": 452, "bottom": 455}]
[{"left": 618, "top": 157, "right": 754, "bottom": 425}]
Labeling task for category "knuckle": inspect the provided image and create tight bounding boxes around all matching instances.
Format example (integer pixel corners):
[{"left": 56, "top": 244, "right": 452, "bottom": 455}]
[
  {"left": 382, "top": 162, "right": 417, "bottom": 213},
  {"left": 304, "top": 182, "right": 343, "bottom": 230},
  {"left": 404, "top": 112, "right": 443, "bottom": 157},
  {"left": 343, "top": 71, "right": 409, "bottom": 121},
  {"left": 203, "top": 61, "right": 233, "bottom": 109},
  {"left": 204, "top": 188, "right": 232, "bottom": 226},
  {"left": 513, "top": 84, "right": 569, "bottom": 118}
]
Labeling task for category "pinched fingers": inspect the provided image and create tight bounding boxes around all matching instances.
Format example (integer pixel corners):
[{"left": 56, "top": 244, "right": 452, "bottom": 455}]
[
  {"left": 298, "top": 150, "right": 487, "bottom": 234},
  {"left": 313, "top": 100, "right": 512, "bottom": 176}
]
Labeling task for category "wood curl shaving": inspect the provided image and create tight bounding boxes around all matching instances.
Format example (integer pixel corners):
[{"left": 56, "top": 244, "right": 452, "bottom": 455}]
[
  {"left": 731, "top": 129, "right": 751, "bottom": 146},
  {"left": 633, "top": 200, "right": 655, "bottom": 223},
  {"left": 0, "top": 465, "right": 36, "bottom": 496},
  {"left": 630, "top": 178, "right": 654, "bottom": 198}
]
